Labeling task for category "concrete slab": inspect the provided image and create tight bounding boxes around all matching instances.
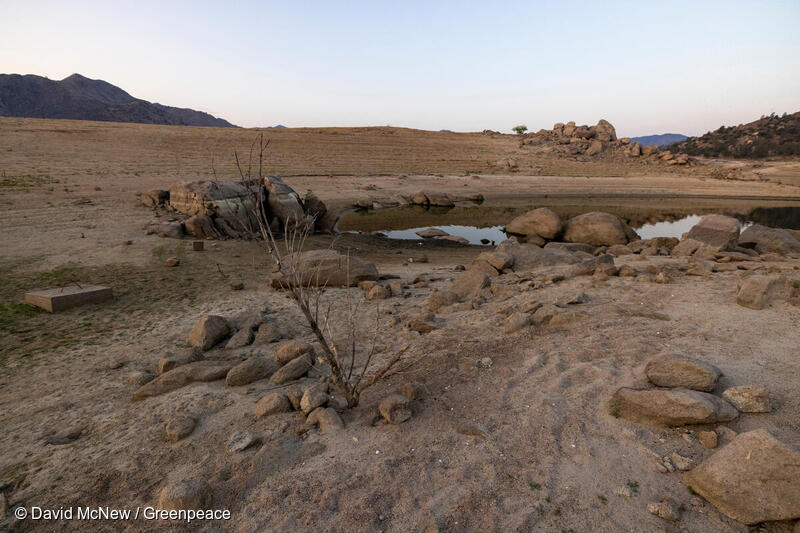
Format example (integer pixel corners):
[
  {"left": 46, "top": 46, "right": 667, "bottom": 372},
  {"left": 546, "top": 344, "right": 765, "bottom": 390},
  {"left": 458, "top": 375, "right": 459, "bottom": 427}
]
[{"left": 24, "top": 285, "right": 113, "bottom": 312}]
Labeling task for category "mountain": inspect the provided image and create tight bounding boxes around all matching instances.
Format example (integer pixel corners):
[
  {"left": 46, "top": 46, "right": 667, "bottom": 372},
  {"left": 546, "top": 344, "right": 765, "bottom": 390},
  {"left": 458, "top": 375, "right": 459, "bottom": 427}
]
[
  {"left": 0, "top": 73, "right": 236, "bottom": 127},
  {"left": 630, "top": 133, "right": 687, "bottom": 148},
  {"left": 670, "top": 112, "right": 800, "bottom": 158}
]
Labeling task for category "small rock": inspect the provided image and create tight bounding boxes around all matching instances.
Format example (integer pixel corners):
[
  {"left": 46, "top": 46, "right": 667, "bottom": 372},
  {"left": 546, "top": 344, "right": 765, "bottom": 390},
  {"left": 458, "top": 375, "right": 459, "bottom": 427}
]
[
  {"left": 379, "top": 394, "right": 412, "bottom": 424},
  {"left": 253, "top": 393, "right": 292, "bottom": 417},
  {"left": 645, "top": 354, "right": 721, "bottom": 392},
  {"left": 611, "top": 387, "right": 738, "bottom": 426},
  {"left": 126, "top": 370, "right": 154, "bottom": 387},
  {"left": 186, "top": 315, "right": 230, "bottom": 351},
  {"left": 157, "top": 347, "right": 203, "bottom": 374},
  {"left": 300, "top": 384, "right": 329, "bottom": 414},
  {"left": 269, "top": 354, "right": 313, "bottom": 384},
  {"left": 158, "top": 479, "right": 212, "bottom": 510},
  {"left": 228, "top": 431, "right": 259, "bottom": 453},
  {"left": 274, "top": 340, "right": 314, "bottom": 365},
  {"left": 358, "top": 280, "right": 378, "bottom": 291},
  {"left": 226, "top": 357, "right": 280, "bottom": 386},
  {"left": 721, "top": 385, "right": 770, "bottom": 413},
  {"left": 670, "top": 452, "right": 696, "bottom": 471},
  {"left": 698, "top": 430, "right": 718, "bottom": 449},
  {"left": 253, "top": 322, "right": 281, "bottom": 345},
  {"left": 165, "top": 257, "right": 180, "bottom": 267},
  {"left": 647, "top": 498, "right": 681, "bottom": 521},
  {"left": 306, "top": 407, "right": 344, "bottom": 432},
  {"left": 165, "top": 416, "right": 196, "bottom": 443},
  {"left": 407, "top": 319, "right": 438, "bottom": 334},
  {"left": 427, "top": 290, "right": 459, "bottom": 312},
  {"left": 225, "top": 327, "right": 254, "bottom": 349},
  {"left": 504, "top": 312, "right": 531, "bottom": 334},
  {"left": 399, "top": 381, "right": 428, "bottom": 401},
  {"left": 388, "top": 280, "right": 405, "bottom": 296},
  {"left": 614, "top": 486, "right": 633, "bottom": 498},
  {"left": 230, "top": 281, "right": 244, "bottom": 291},
  {"left": 368, "top": 285, "right": 391, "bottom": 300},
  {"left": 476, "top": 357, "right": 493, "bottom": 369}
]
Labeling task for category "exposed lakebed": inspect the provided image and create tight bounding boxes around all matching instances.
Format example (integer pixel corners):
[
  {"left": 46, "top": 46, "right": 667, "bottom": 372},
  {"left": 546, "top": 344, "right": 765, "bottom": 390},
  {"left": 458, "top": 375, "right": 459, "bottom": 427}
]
[{"left": 336, "top": 197, "right": 800, "bottom": 246}]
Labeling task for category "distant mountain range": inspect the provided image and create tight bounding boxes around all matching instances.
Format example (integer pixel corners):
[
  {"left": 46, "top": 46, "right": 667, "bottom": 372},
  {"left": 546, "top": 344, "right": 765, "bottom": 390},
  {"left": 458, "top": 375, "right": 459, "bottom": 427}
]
[
  {"left": 669, "top": 111, "right": 800, "bottom": 158},
  {"left": 0, "top": 73, "right": 235, "bottom": 127},
  {"left": 630, "top": 133, "right": 687, "bottom": 148}
]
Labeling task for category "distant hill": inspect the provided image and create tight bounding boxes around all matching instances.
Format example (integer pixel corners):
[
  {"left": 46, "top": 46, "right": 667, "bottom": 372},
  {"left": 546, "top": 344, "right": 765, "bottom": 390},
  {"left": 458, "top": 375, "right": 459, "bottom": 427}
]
[
  {"left": 630, "top": 133, "right": 687, "bottom": 148},
  {"left": 670, "top": 112, "right": 800, "bottom": 158},
  {"left": 0, "top": 73, "right": 236, "bottom": 127}
]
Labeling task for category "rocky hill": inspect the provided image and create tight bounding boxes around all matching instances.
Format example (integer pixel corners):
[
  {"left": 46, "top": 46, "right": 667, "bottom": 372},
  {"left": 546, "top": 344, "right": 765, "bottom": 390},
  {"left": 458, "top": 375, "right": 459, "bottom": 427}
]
[
  {"left": 0, "top": 73, "right": 235, "bottom": 127},
  {"left": 630, "top": 133, "right": 687, "bottom": 148},
  {"left": 670, "top": 112, "right": 800, "bottom": 158}
]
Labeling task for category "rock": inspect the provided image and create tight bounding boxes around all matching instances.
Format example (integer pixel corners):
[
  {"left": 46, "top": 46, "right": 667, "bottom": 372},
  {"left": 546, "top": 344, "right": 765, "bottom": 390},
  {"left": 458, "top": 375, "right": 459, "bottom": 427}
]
[
  {"left": 505, "top": 208, "right": 563, "bottom": 240},
  {"left": 387, "top": 280, "right": 405, "bottom": 296},
  {"left": 157, "top": 348, "right": 203, "bottom": 374},
  {"left": 645, "top": 355, "right": 721, "bottom": 392},
  {"left": 280, "top": 249, "right": 378, "bottom": 287},
  {"left": 563, "top": 212, "right": 637, "bottom": 246},
  {"left": 399, "top": 381, "right": 428, "bottom": 401},
  {"left": 225, "top": 327, "right": 254, "bottom": 349},
  {"left": 682, "top": 214, "right": 741, "bottom": 250},
  {"left": 146, "top": 221, "right": 184, "bottom": 239},
  {"left": 126, "top": 370, "right": 154, "bottom": 387},
  {"left": 721, "top": 385, "right": 770, "bottom": 412},
  {"left": 586, "top": 140, "right": 603, "bottom": 156},
  {"left": 264, "top": 175, "right": 306, "bottom": 230},
  {"left": 302, "top": 191, "right": 328, "bottom": 231},
  {"left": 184, "top": 214, "right": 218, "bottom": 239},
  {"left": 169, "top": 180, "right": 257, "bottom": 235},
  {"left": 306, "top": 407, "right": 344, "bottom": 432},
  {"left": 141, "top": 189, "right": 169, "bottom": 207},
  {"left": 229, "top": 309, "right": 263, "bottom": 332},
  {"left": 738, "top": 224, "right": 800, "bottom": 255},
  {"left": 226, "top": 357, "right": 280, "bottom": 386},
  {"left": 186, "top": 315, "right": 230, "bottom": 351},
  {"left": 469, "top": 258, "right": 500, "bottom": 277},
  {"left": 368, "top": 285, "right": 391, "bottom": 300},
  {"left": 158, "top": 479, "right": 212, "bottom": 510},
  {"left": 647, "top": 498, "right": 681, "bottom": 522},
  {"left": 670, "top": 452, "right": 696, "bottom": 471},
  {"left": 410, "top": 191, "right": 429, "bottom": 205},
  {"left": 504, "top": 312, "right": 531, "bottom": 333},
  {"left": 407, "top": 319, "right": 438, "bottom": 334},
  {"left": 736, "top": 275, "right": 791, "bottom": 309},
  {"left": 228, "top": 431, "right": 259, "bottom": 453},
  {"left": 407, "top": 253, "right": 428, "bottom": 263},
  {"left": 359, "top": 280, "right": 378, "bottom": 292},
  {"left": 253, "top": 322, "right": 281, "bottom": 345},
  {"left": 698, "top": 431, "right": 718, "bottom": 449},
  {"left": 269, "top": 353, "right": 313, "bottom": 384},
  {"left": 476, "top": 357, "right": 493, "bottom": 368},
  {"left": 416, "top": 227, "right": 448, "bottom": 238},
  {"left": 427, "top": 290, "right": 459, "bottom": 312},
  {"left": 684, "top": 429, "right": 800, "bottom": 524},
  {"left": 595, "top": 119, "right": 617, "bottom": 141},
  {"left": 165, "top": 416, "right": 196, "bottom": 443},
  {"left": 426, "top": 192, "right": 454, "bottom": 207},
  {"left": 607, "top": 244, "right": 632, "bottom": 256},
  {"left": 379, "top": 394, "right": 412, "bottom": 424},
  {"left": 434, "top": 235, "right": 469, "bottom": 244},
  {"left": 274, "top": 341, "right": 314, "bottom": 365},
  {"left": 449, "top": 270, "right": 490, "bottom": 299},
  {"left": 230, "top": 281, "right": 244, "bottom": 291},
  {"left": 254, "top": 393, "right": 292, "bottom": 417},
  {"left": 165, "top": 257, "right": 180, "bottom": 267},
  {"left": 132, "top": 360, "right": 234, "bottom": 400},
  {"left": 610, "top": 388, "right": 738, "bottom": 426},
  {"left": 476, "top": 251, "right": 514, "bottom": 271},
  {"left": 629, "top": 237, "right": 679, "bottom": 252},
  {"left": 300, "top": 384, "right": 329, "bottom": 414}
]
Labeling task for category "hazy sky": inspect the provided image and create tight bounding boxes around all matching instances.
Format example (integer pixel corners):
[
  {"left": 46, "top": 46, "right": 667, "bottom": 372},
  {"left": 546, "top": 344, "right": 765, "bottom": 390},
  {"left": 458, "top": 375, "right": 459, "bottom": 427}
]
[{"left": 3, "top": 1, "right": 799, "bottom": 136}]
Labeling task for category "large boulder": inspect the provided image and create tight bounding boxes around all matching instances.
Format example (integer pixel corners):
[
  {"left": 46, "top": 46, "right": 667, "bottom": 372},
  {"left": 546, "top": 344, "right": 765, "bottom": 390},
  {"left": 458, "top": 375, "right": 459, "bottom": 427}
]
[
  {"left": 645, "top": 355, "right": 721, "bottom": 392},
  {"left": 168, "top": 181, "right": 258, "bottom": 235},
  {"left": 563, "top": 212, "right": 638, "bottom": 246},
  {"left": 679, "top": 214, "right": 741, "bottom": 250},
  {"left": 736, "top": 275, "right": 792, "bottom": 309},
  {"left": 280, "top": 249, "right": 379, "bottom": 287},
  {"left": 505, "top": 208, "right": 563, "bottom": 240},
  {"left": 186, "top": 315, "right": 230, "bottom": 351},
  {"left": 594, "top": 119, "right": 617, "bottom": 142},
  {"left": 738, "top": 224, "right": 800, "bottom": 255},
  {"left": 132, "top": 360, "right": 234, "bottom": 400},
  {"left": 683, "top": 429, "right": 800, "bottom": 524},
  {"left": 611, "top": 387, "right": 738, "bottom": 426},
  {"left": 264, "top": 175, "right": 306, "bottom": 230}
]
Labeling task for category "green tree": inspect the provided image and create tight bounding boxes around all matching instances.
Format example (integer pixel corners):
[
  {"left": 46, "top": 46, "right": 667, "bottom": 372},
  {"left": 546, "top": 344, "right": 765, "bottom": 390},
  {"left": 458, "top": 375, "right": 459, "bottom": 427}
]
[{"left": 512, "top": 125, "right": 528, "bottom": 135}]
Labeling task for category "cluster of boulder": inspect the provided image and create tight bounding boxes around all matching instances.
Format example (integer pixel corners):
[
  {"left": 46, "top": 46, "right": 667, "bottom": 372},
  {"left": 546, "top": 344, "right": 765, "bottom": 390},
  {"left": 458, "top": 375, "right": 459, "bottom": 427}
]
[
  {"left": 505, "top": 208, "right": 638, "bottom": 247},
  {"left": 520, "top": 119, "right": 691, "bottom": 164},
  {"left": 609, "top": 354, "right": 799, "bottom": 526},
  {"left": 141, "top": 176, "right": 329, "bottom": 240}
]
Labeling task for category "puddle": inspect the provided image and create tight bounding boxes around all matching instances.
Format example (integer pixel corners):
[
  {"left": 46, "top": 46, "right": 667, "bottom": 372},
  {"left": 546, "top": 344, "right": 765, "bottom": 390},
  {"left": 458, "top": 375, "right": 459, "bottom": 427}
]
[{"left": 337, "top": 199, "right": 800, "bottom": 246}]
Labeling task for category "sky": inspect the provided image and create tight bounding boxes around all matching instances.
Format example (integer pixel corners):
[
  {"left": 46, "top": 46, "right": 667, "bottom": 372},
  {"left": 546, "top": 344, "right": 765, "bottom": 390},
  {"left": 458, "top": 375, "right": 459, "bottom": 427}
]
[{"left": 2, "top": 1, "right": 800, "bottom": 136}]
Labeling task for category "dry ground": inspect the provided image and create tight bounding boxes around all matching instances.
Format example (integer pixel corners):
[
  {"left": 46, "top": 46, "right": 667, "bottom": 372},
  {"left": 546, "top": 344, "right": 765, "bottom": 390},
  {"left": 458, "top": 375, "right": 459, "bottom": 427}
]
[{"left": 1, "top": 118, "right": 799, "bottom": 532}]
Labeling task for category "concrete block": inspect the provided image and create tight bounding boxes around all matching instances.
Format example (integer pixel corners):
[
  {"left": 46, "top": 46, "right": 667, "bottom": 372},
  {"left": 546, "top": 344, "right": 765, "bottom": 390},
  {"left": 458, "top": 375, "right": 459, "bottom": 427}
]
[{"left": 25, "top": 285, "right": 113, "bottom": 312}]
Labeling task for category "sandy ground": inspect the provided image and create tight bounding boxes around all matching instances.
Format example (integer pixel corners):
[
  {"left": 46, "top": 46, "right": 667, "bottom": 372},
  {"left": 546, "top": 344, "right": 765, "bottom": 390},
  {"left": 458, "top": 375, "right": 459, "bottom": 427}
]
[{"left": 1, "top": 118, "right": 799, "bottom": 532}]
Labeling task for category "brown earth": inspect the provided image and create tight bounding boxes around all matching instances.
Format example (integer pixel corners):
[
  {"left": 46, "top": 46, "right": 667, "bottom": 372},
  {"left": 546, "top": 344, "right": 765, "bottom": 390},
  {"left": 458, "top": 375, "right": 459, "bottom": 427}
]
[{"left": 1, "top": 117, "right": 799, "bottom": 532}]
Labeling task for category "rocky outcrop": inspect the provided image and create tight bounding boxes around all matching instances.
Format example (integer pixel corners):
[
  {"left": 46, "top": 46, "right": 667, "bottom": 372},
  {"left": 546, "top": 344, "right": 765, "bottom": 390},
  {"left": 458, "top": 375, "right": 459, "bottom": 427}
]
[
  {"left": 683, "top": 429, "right": 800, "bottom": 524},
  {"left": 563, "top": 212, "right": 638, "bottom": 246},
  {"left": 611, "top": 387, "right": 738, "bottom": 426}
]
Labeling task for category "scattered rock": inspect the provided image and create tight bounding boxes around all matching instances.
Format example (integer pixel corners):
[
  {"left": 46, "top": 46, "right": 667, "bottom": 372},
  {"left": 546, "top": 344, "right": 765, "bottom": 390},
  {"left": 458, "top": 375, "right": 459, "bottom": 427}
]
[
  {"left": 721, "top": 385, "right": 770, "bottom": 412},
  {"left": 680, "top": 214, "right": 741, "bottom": 250},
  {"left": 684, "top": 429, "right": 800, "bottom": 524},
  {"left": 504, "top": 312, "right": 531, "bottom": 333},
  {"left": 228, "top": 431, "right": 259, "bottom": 453},
  {"left": 647, "top": 498, "right": 681, "bottom": 522},
  {"left": 306, "top": 407, "right": 344, "bottom": 432},
  {"left": 133, "top": 360, "right": 234, "bottom": 400},
  {"left": 736, "top": 275, "right": 791, "bottom": 309},
  {"left": 379, "top": 394, "right": 412, "bottom": 424},
  {"left": 157, "top": 478, "right": 212, "bottom": 510},
  {"left": 505, "top": 207, "right": 562, "bottom": 240},
  {"left": 269, "top": 353, "right": 313, "bottom": 384},
  {"left": 165, "top": 257, "right": 180, "bottom": 267},
  {"left": 186, "top": 315, "right": 230, "bottom": 351},
  {"left": 226, "top": 357, "right": 280, "bottom": 386},
  {"left": 645, "top": 354, "right": 721, "bottom": 392},
  {"left": 563, "top": 212, "right": 638, "bottom": 246},
  {"left": 254, "top": 393, "right": 292, "bottom": 417},
  {"left": 274, "top": 341, "right": 314, "bottom": 365},
  {"left": 230, "top": 281, "right": 244, "bottom": 291},
  {"left": 165, "top": 416, "right": 196, "bottom": 443},
  {"left": 610, "top": 387, "right": 738, "bottom": 426},
  {"left": 300, "top": 384, "right": 329, "bottom": 414}
]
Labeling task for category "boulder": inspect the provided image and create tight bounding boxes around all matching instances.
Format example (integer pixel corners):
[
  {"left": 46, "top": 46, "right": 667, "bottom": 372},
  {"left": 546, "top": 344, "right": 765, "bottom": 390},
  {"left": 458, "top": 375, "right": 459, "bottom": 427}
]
[
  {"left": 186, "top": 315, "right": 230, "bottom": 351},
  {"left": 504, "top": 312, "right": 531, "bottom": 334},
  {"left": 410, "top": 191, "right": 429, "bottom": 205},
  {"left": 505, "top": 208, "right": 563, "bottom": 240},
  {"left": 274, "top": 340, "right": 314, "bottom": 365},
  {"left": 253, "top": 322, "right": 281, "bottom": 345},
  {"left": 683, "top": 429, "right": 800, "bottom": 524},
  {"left": 543, "top": 242, "right": 596, "bottom": 254},
  {"left": 157, "top": 348, "right": 203, "bottom": 374},
  {"left": 368, "top": 285, "right": 391, "bottom": 300},
  {"left": 146, "top": 221, "right": 184, "bottom": 239},
  {"left": 426, "top": 192, "right": 455, "bottom": 207},
  {"left": 300, "top": 384, "right": 329, "bottom": 414},
  {"left": 416, "top": 227, "right": 448, "bottom": 238},
  {"left": 645, "top": 355, "right": 721, "bottom": 392},
  {"left": 449, "top": 270, "right": 490, "bottom": 299},
  {"left": 610, "top": 387, "right": 738, "bottom": 426},
  {"left": 141, "top": 189, "right": 169, "bottom": 207},
  {"left": 434, "top": 235, "right": 469, "bottom": 244},
  {"left": 496, "top": 240, "right": 582, "bottom": 270},
  {"left": 306, "top": 407, "right": 344, "bottom": 432},
  {"left": 126, "top": 370, "right": 155, "bottom": 387},
  {"left": 736, "top": 275, "right": 791, "bottom": 309},
  {"left": 738, "top": 224, "right": 800, "bottom": 255},
  {"left": 629, "top": 237, "right": 679, "bottom": 252},
  {"left": 721, "top": 386, "right": 770, "bottom": 412},
  {"left": 132, "top": 360, "right": 234, "bottom": 400},
  {"left": 681, "top": 214, "right": 741, "bottom": 250},
  {"left": 379, "top": 394, "right": 412, "bottom": 424},
  {"left": 594, "top": 119, "right": 617, "bottom": 141},
  {"left": 279, "top": 249, "right": 378, "bottom": 287},
  {"left": 269, "top": 353, "right": 313, "bottom": 384},
  {"left": 427, "top": 290, "right": 459, "bottom": 312},
  {"left": 226, "top": 357, "right": 280, "bottom": 386},
  {"left": 253, "top": 392, "right": 291, "bottom": 417},
  {"left": 168, "top": 180, "right": 257, "bottom": 235},
  {"left": 184, "top": 214, "right": 218, "bottom": 239},
  {"left": 586, "top": 140, "right": 603, "bottom": 156},
  {"left": 227, "top": 431, "right": 259, "bottom": 453},
  {"left": 165, "top": 416, "right": 196, "bottom": 443},
  {"left": 302, "top": 191, "right": 328, "bottom": 231},
  {"left": 225, "top": 327, "right": 254, "bottom": 349},
  {"left": 563, "top": 212, "right": 637, "bottom": 246},
  {"left": 158, "top": 479, "right": 212, "bottom": 510},
  {"left": 264, "top": 175, "right": 305, "bottom": 229},
  {"left": 607, "top": 244, "right": 632, "bottom": 256}
]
